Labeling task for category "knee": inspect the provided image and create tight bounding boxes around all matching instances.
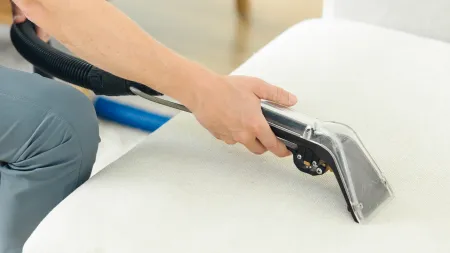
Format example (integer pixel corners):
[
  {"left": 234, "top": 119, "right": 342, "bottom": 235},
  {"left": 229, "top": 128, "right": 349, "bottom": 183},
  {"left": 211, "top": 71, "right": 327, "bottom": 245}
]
[
  {"left": 0, "top": 68, "right": 100, "bottom": 178},
  {"left": 0, "top": 88, "right": 99, "bottom": 253},
  {"left": 8, "top": 82, "right": 100, "bottom": 182},
  {"left": 52, "top": 84, "right": 100, "bottom": 153},
  {"left": 45, "top": 84, "right": 100, "bottom": 182}
]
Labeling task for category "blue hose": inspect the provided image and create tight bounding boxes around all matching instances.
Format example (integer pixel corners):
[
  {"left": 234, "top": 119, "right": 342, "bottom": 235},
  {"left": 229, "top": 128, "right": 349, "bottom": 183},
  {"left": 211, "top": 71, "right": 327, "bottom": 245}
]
[{"left": 93, "top": 96, "right": 172, "bottom": 132}]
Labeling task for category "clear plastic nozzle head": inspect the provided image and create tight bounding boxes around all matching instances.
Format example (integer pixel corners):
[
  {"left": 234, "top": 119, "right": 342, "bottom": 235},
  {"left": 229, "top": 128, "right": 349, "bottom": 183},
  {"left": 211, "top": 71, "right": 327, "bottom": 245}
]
[
  {"left": 316, "top": 122, "right": 394, "bottom": 222},
  {"left": 261, "top": 101, "right": 394, "bottom": 223}
]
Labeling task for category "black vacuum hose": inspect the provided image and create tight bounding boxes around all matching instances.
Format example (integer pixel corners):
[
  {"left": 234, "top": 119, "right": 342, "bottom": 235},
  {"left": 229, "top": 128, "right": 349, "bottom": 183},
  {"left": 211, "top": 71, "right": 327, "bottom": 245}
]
[{"left": 10, "top": 20, "right": 162, "bottom": 96}]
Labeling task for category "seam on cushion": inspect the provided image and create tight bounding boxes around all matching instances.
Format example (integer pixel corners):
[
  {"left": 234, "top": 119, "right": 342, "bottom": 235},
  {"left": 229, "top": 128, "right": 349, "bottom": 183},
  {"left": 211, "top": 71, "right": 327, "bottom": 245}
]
[{"left": 0, "top": 91, "right": 84, "bottom": 184}]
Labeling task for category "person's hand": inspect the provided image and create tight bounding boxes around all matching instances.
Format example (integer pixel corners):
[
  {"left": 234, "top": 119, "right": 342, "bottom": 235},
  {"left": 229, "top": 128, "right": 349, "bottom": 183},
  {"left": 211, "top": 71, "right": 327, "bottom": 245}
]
[
  {"left": 10, "top": 0, "right": 50, "bottom": 42},
  {"left": 190, "top": 75, "right": 298, "bottom": 157}
]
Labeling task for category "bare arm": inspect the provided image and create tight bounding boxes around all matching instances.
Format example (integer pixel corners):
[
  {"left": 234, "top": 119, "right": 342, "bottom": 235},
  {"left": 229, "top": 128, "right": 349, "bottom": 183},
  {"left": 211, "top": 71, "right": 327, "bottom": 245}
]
[
  {"left": 13, "top": 0, "right": 215, "bottom": 108},
  {"left": 12, "top": 0, "right": 299, "bottom": 157}
]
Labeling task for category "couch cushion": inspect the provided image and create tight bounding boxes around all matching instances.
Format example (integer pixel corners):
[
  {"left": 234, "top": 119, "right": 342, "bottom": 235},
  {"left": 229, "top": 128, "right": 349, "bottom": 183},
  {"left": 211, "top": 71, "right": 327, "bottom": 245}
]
[{"left": 24, "top": 19, "right": 450, "bottom": 253}]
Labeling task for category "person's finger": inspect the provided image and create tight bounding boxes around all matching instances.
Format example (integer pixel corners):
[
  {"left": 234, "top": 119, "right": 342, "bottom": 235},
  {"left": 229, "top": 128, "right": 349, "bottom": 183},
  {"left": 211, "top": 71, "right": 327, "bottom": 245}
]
[
  {"left": 210, "top": 131, "right": 237, "bottom": 145},
  {"left": 239, "top": 135, "right": 267, "bottom": 155},
  {"left": 234, "top": 131, "right": 267, "bottom": 154},
  {"left": 219, "top": 134, "right": 237, "bottom": 145},
  {"left": 244, "top": 139, "right": 267, "bottom": 155},
  {"left": 10, "top": 2, "right": 50, "bottom": 42},
  {"left": 11, "top": 1, "right": 26, "bottom": 23},
  {"left": 36, "top": 27, "right": 50, "bottom": 42},
  {"left": 210, "top": 131, "right": 221, "bottom": 140},
  {"left": 253, "top": 82, "right": 297, "bottom": 106},
  {"left": 255, "top": 118, "right": 291, "bottom": 157}
]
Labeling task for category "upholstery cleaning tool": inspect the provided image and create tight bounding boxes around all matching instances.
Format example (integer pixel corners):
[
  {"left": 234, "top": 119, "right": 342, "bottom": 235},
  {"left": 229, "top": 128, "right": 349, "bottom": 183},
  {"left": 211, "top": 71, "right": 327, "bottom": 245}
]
[{"left": 10, "top": 20, "right": 394, "bottom": 223}]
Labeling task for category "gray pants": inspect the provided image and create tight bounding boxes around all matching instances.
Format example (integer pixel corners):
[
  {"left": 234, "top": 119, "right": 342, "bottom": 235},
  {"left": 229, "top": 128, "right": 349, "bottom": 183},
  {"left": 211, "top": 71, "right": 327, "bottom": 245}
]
[{"left": 0, "top": 66, "right": 100, "bottom": 253}]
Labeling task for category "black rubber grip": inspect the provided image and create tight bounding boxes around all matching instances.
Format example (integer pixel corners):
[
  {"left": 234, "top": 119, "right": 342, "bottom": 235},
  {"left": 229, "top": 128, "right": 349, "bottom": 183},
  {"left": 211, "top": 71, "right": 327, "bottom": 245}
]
[{"left": 10, "top": 20, "right": 162, "bottom": 96}]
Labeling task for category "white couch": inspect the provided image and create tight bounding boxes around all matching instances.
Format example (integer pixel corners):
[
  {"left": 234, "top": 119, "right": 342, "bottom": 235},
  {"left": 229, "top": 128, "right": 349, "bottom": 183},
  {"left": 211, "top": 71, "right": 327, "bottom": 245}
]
[{"left": 24, "top": 17, "right": 450, "bottom": 252}]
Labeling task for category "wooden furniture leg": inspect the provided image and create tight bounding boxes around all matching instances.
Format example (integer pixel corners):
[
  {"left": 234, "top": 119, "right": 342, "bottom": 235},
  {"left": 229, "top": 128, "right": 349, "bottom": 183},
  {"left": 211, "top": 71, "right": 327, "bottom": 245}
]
[
  {"left": 236, "top": 0, "right": 250, "bottom": 20},
  {"left": 0, "top": 0, "right": 12, "bottom": 24}
]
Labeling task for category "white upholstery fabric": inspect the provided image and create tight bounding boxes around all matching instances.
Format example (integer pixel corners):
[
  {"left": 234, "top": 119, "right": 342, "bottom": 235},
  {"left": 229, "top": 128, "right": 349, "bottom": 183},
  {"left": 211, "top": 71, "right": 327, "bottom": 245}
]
[
  {"left": 323, "top": 0, "right": 450, "bottom": 43},
  {"left": 24, "top": 19, "right": 450, "bottom": 253}
]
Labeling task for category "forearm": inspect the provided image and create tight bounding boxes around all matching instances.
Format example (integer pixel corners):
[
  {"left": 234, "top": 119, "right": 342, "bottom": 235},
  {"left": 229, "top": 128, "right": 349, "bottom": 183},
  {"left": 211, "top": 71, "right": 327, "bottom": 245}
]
[{"left": 13, "top": 0, "right": 218, "bottom": 108}]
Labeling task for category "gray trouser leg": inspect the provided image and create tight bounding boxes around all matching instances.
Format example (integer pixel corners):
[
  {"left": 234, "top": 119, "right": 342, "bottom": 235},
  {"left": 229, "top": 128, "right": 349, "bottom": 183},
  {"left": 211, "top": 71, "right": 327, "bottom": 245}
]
[{"left": 0, "top": 66, "right": 100, "bottom": 253}]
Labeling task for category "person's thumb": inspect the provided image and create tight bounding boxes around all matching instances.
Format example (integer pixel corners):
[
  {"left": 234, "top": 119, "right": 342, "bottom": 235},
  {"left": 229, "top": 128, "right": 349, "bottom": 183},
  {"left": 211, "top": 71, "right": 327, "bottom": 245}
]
[
  {"left": 253, "top": 82, "right": 298, "bottom": 107},
  {"left": 11, "top": 2, "right": 26, "bottom": 23}
]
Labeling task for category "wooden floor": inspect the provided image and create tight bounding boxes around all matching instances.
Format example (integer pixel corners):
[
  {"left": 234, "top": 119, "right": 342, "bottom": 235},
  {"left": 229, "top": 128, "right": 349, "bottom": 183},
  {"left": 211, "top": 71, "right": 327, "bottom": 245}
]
[{"left": 112, "top": 0, "right": 323, "bottom": 74}]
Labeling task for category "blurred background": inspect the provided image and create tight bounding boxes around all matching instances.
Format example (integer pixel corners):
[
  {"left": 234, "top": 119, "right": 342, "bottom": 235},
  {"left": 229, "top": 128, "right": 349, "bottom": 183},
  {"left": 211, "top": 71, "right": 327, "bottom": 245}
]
[
  {"left": 108, "top": 0, "right": 323, "bottom": 74},
  {"left": 1, "top": 0, "right": 323, "bottom": 74},
  {"left": 113, "top": 0, "right": 323, "bottom": 74}
]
